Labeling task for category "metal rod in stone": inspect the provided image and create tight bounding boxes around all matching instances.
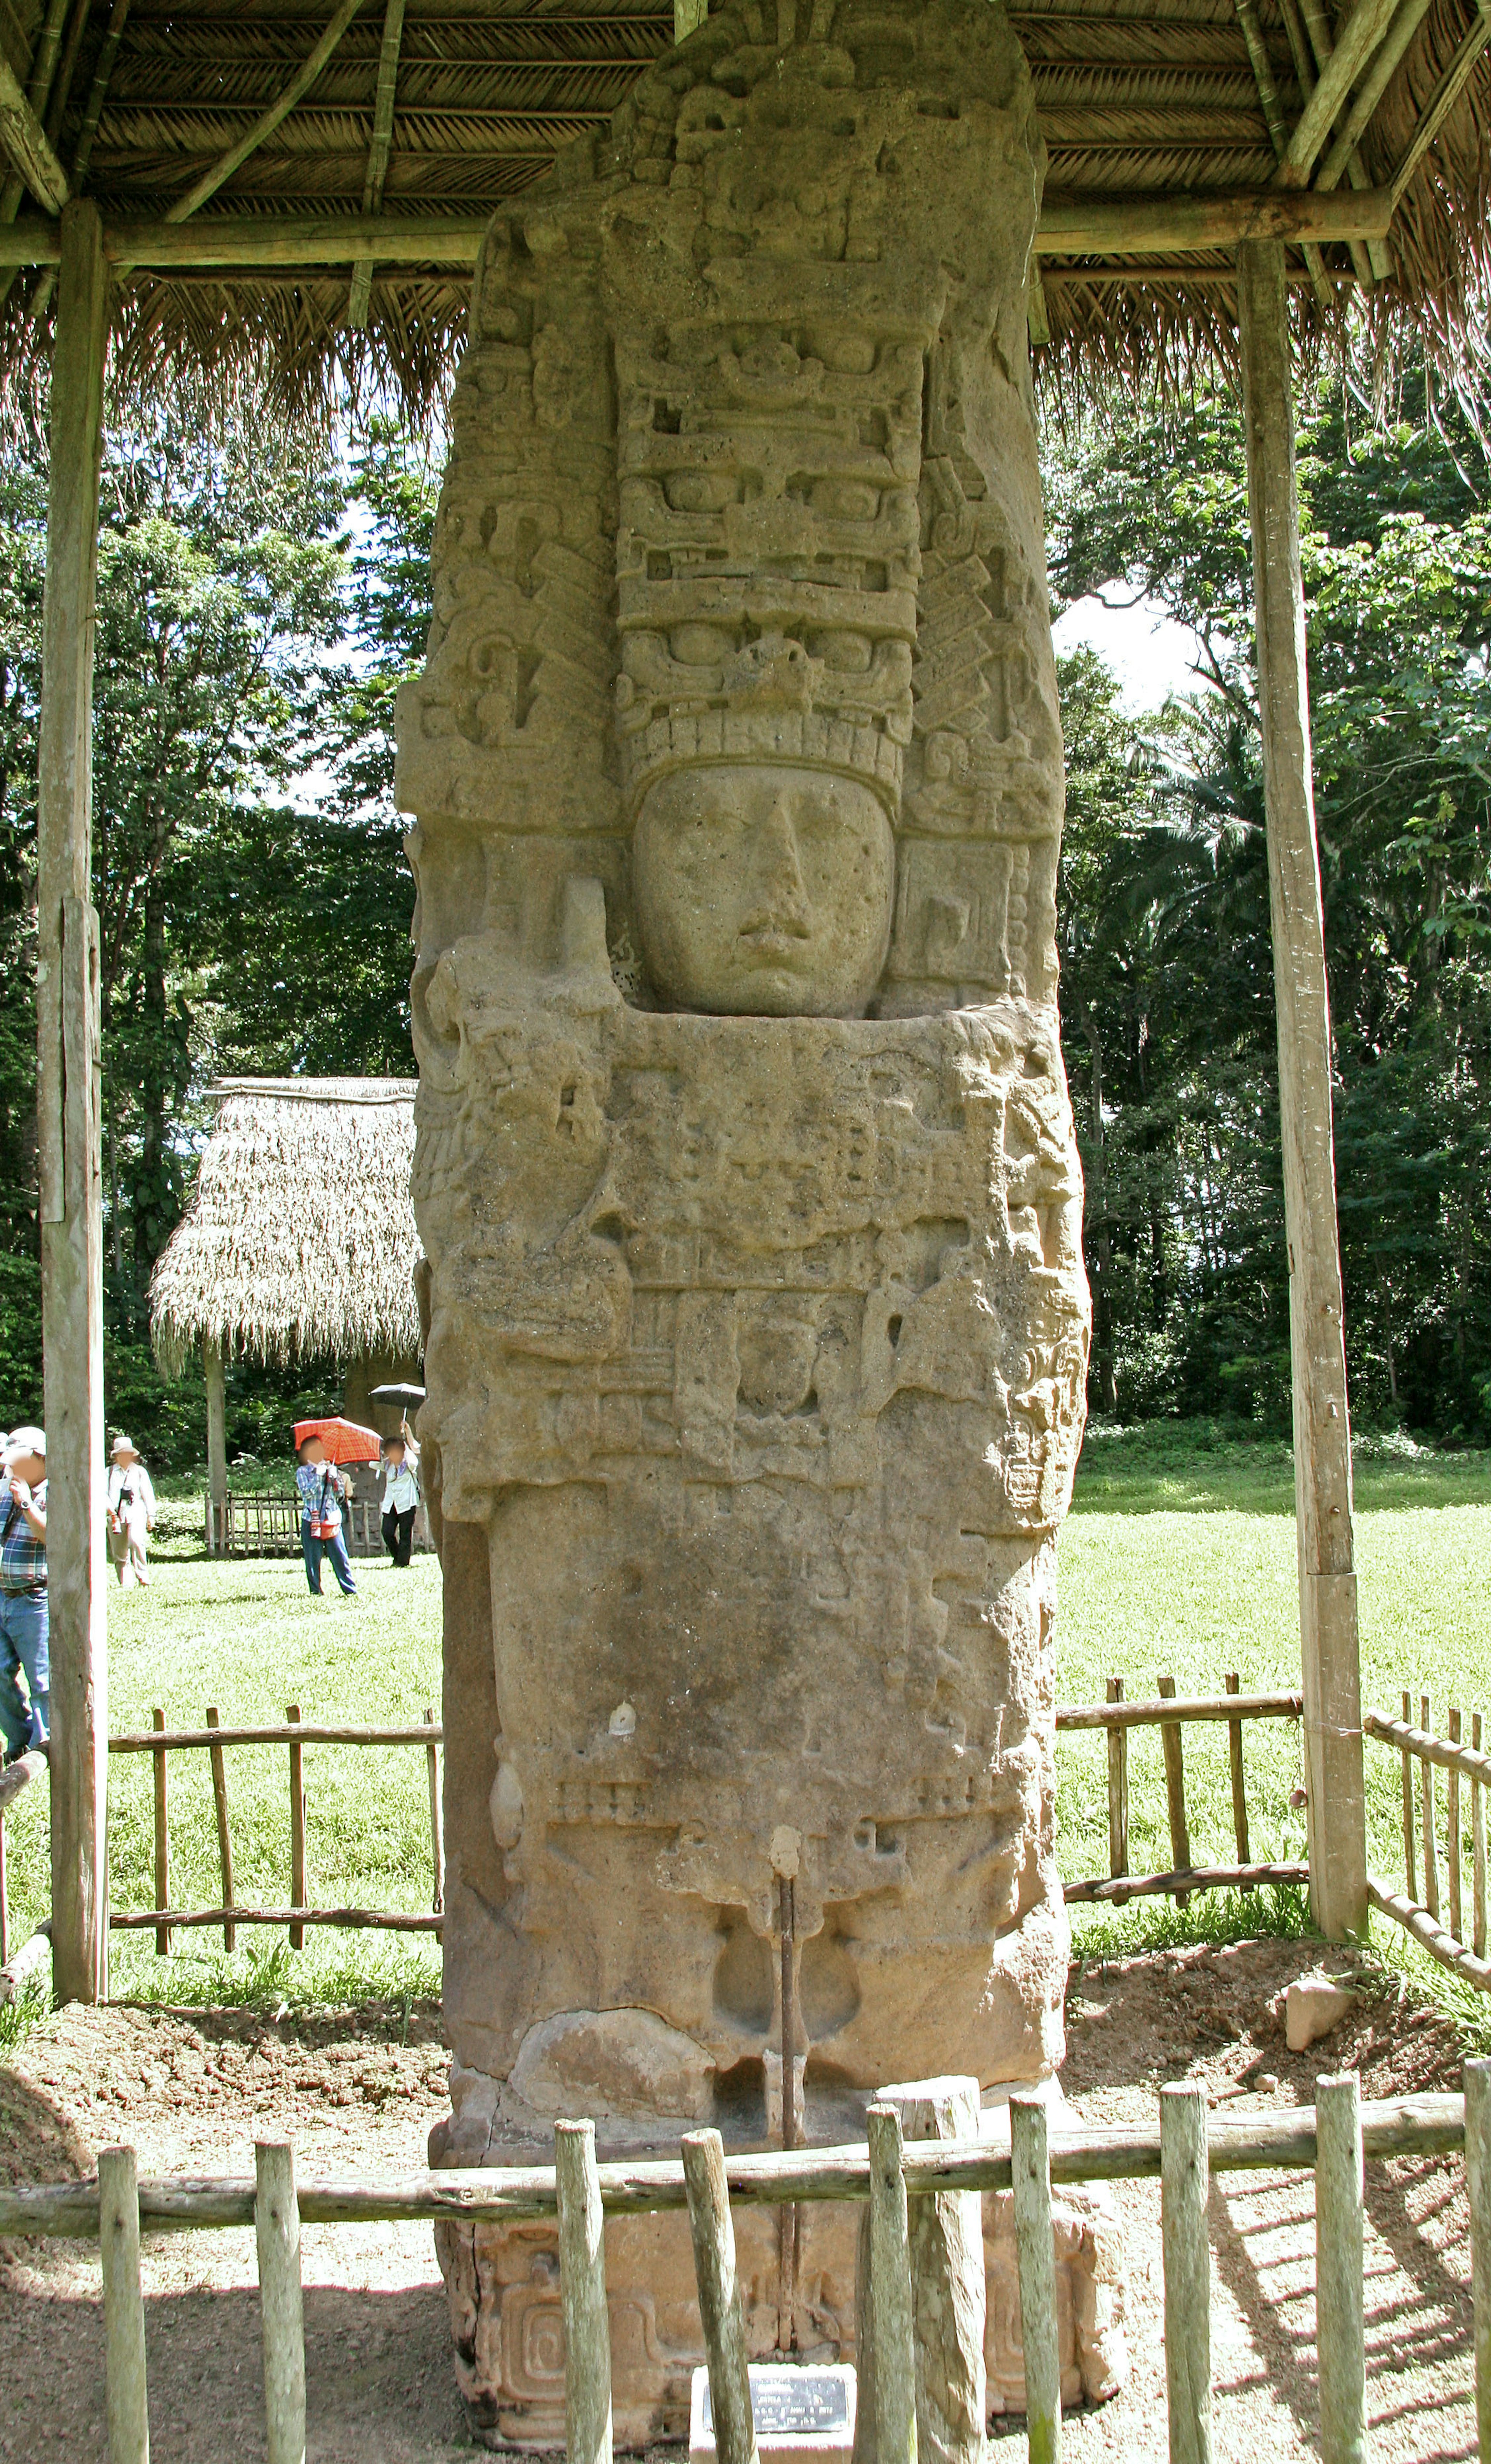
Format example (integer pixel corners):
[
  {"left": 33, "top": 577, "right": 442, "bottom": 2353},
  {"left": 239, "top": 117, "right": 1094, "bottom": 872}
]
[
  {"left": 256, "top": 2142, "right": 306, "bottom": 2464},
  {"left": 1160, "top": 2083, "right": 1211, "bottom": 2464},
  {"left": 1315, "top": 2074, "right": 1367, "bottom": 2464},
  {"left": 681, "top": 2129, "right": 759, "bottom": 2464},
  {"left": 556, "top": 2120, "right": 612, "bottom": 2464},
  {"left": 1010, "top": 2096, "right": 1061, "bottom": 2464},
  {"left": 866, "top": 2103, "right": 917, "bottom": 2464},
  {"left": 100, "top": 2146, "right": 149, "bottom": 2464}
]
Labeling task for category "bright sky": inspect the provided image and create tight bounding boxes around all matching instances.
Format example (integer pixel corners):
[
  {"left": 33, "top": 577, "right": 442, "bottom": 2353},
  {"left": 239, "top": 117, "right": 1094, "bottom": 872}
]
[{"left": 1051, "top": 592, "right": 1206, "bottom": 712}]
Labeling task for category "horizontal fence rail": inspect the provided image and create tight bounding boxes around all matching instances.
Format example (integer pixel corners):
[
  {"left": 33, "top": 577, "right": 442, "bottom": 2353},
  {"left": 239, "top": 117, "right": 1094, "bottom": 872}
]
[
  {"left": 1366, "top": 1694, "right": 1490, "bottom": 1995},
  {"left": 5, "top": 2070, "right": 1489, "bottom": 2464}
]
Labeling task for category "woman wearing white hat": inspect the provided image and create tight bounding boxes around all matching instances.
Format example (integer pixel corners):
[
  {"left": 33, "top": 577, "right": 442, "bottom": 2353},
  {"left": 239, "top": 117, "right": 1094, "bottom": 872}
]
[{"left": 106, "top": 1435, "right": 156, "bottom": 1586}]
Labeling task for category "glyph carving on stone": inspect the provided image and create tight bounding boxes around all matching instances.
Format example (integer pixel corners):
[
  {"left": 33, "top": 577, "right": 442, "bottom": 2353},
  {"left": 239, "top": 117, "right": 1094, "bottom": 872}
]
[{"left": 396, "top": 0, "right": 1114, "bottom": 2436}]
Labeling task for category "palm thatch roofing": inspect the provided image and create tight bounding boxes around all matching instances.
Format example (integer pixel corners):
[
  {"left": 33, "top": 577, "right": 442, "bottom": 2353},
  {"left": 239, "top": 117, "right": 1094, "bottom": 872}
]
[
  {"left": 148, "top": 1076, "right": 422, "bottom": 1370},
  {"left": 0, "top": 0, "right": 1488, "bottom": 405}
]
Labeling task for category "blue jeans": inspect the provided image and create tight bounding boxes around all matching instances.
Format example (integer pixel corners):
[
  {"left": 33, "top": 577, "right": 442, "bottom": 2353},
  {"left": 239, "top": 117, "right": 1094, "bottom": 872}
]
[
  {"left": 0, "top": 1588, "right": 49, "bottom": 1756},
  {"left": 301, "top": 1519, "right": 356, "bottom": 1596}
]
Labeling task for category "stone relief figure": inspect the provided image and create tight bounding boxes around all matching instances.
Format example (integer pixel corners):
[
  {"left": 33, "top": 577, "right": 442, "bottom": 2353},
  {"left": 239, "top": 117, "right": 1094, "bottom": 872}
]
[{"left": 395, "top": 0, "right": 1122, "bottom": 2438}]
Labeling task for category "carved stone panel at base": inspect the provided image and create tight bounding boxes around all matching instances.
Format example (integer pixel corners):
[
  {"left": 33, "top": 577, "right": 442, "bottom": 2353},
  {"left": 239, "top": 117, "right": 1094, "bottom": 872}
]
[{"left": 983, "top": 2183, "right": 1128, "bottom": 2415}]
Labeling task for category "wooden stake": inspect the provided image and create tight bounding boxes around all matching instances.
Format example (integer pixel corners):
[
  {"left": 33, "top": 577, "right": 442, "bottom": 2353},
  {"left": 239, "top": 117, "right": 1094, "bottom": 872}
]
[
  {"left": 287, "top": 1706, "right": 305, "bottom": 1950},
  {"left": 1401, "top": 1689, "right": 1416, "bottom": 1903},
  {"left": 1107, "top": 1677, "right": 1129, "bottom": 1888},
  {"left": 556, "top": 2120, "right": 612, "bottom": 2464},
  {"left": 681, "top": 2129, "right": 759, "bottom": 2464},
  {"left": 1467, "top": 2057, "right": 1490, "bottom": 2460},
  {"left": 1421, "top": 1694, "right": 1440, "bottom": 1922},
  {"left": 866, "top": 2103, "right": 916, "bottom": 2464},
  {"left": 206, "top": 1707, "right": 235, "bottom": 1951},
  {"left": 204, "top": 1337, "right": 227, "bottom": 1553},
  {"left": 1237, "top": 236, "right": 1368, "bottom": 1945},
  {"left": 1158, "top": 1677, "right": 1192, "bottom": 1899},
  {"left": 256, "top": 2142, "right": 306, "bottom": 2464},
  {"left": 0, "top": 1810, "right": 7, "bottom": 1971},
  {"left": 100, "top": 2144, "right": 150, "bottom": 2464},
  {"left": 1160, "top": 2084, "right": 1211, "bottom": 2464},
  {"left": 1225, "top": 1673, "right": 1249, "bottom": 1865},
  {"left": 39, "top": 195, "right": 109, "bottom": 2008},
  {"left": 166, "top": 0, "right": 368, "bottom": 224},
  {"left": 151, "top": 1709, "right": 169, "bottom": 1956},
  {"left": 1010, "top": 2095, "right": 1060, "bottom": 2464},
  {"left": 424, "top": 1705, "right": 443, "bottom": 1915},
  {"left": 1314, "top": 2073, "right": 1366, "bottom": 2464},
  {"left": 1449, "top": 1707, "right": 1464, "bottom": 1944},
  {"left": 1473, "top": 1712, "right": 1487, "bottom": 1963},
  {"left": 345, "top": 0, "right": 404, "bottom": 327}
]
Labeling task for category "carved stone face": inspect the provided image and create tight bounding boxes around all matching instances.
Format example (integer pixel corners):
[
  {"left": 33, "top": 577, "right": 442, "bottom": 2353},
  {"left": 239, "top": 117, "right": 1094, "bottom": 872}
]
[{"left": 632, "top": 762, "right": 894, "bottom": 1017}]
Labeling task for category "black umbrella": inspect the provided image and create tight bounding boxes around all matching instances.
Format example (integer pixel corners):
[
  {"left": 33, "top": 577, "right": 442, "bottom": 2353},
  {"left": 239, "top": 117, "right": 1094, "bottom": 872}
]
[{"left": 369, "top": 1382, "right": 426, "bottom": 1409}]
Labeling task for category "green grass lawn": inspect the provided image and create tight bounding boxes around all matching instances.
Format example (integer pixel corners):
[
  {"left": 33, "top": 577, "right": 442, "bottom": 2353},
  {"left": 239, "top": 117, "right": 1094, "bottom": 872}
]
[{"left": 3, "top": 1424, "right": 1488, "bottom": 2018}]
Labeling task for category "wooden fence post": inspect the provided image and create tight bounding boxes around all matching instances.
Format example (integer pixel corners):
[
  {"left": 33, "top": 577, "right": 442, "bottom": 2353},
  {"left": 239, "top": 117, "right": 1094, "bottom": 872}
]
[
  {"left": 1160, "top": 2083, "right": 1211, "bottom": 2464},
  {"left": 1011, "top": 2094, "right": 1060, "bottom": 2464},
  {"left": 681, "top": 2128, "right": 759, "bottom": 2464},
  {"left": 1225, "top": 1673, "right": 1250, "bottom": 1865},
  {"left": 206, "top": 1706, "right": 235, "bottom": 1950},
  {"left": 204, "top": 1336, "right": 227, "bottom": 1553},
  {"left": 874, "top": 2076, "right": 985, "bottom": 2464},
  {"left": 151, "top": 1708, "right": 170, "bottom": 1955},
  {"left": 556, "top": 2119, "right": 612, "bottom": 2464},
  {"left": 1473, "top": 1711, "right": 1487, "bottom": 1961},
  {"left": 1467, "top": 2056, "right": 1490, "bottom": 2460},
  {"left": 1237, "top": 233, "right": 1368, "bottom": 1946},
  {"left": 39, "top": 195, "right": 110, "bottom": 2009},
  {"left": 256, "top": 2141, "right": 306, "bottom": 2464},
  {"left": 1158, "top": 1677, "right": 1192, "bottom": 1898},
  {"left": 1401, "top": 1690, "right": 1416, "bottom": 1903},
  {"left": 1315, "top": 2072, "right": 1366, "bottom": 2464},
  {"left": 100, "top": 2144, "right": 150, "bottom": 2464},
  {"left": 1448, "top": 1708, "right": 1463, "bottom": 1943},
  {"left": 287, "top": 1706, "right": 306, "bottom": 1948},
  {"left": 0, "top": 1810, "right": 8, "bottom": 1971},
  {"left": 865, "top": 2101, "right": 917, "bottom": 2464},
  {"left": 1107, "top": 1677, "right": 1129, "bottom": 1890},
  {"left": 1421, "top": 1694, "right": 1440, "bottom": 1921},
  {"left": 424, "top": 1705, "right": 443, "bottom": 1914}
]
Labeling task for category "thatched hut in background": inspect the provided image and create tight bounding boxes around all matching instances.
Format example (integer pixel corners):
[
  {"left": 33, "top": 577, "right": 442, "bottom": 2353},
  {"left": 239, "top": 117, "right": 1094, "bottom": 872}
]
[{"left": 149, "top": 1077, "right": 424, "bottom": 1546}]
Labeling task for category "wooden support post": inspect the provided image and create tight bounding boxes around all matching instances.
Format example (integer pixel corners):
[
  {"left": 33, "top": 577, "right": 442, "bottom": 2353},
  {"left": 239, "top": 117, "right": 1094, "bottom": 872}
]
[
  {"left": 1474, "top": 1712, "right": 1487, "bottom": 1962},
  {"left": 1158, "top": 1677, "right": 1192, "bottom": 1899},
  {"left": 1010, "top": 2094, "right": 1060, "bottom": 2464},
  {"left": 1160, "top": 2083, "right": 1211, "bottom": 2464},
  {"left": 1421, "top": 1693, "right": 1440, "bottom": 1922},
  {"left": 1225, "top": 1672, "right": 1250, "bottom": 1865},
  {"left": 256, "top": 2141, "right": 306, "bottom": 2464},
  {"left": 556, "top": 2119, "right": 612, "bottom": 2464},
  {"left": 1314, "top": 2073, "right": 1366, "bottom": 2464},
  {"left": 424, "top": 1705, "right": 443, "bottom": 1915},
  {"left": 287, "top": 1705, "right": 305, "bottom": 1948},
  {"left": 1237, "top": 236, "right": 1368, "bottom": 1945},
  {"left": 204, "top": 1337, "right": 227, "bottom": 1553},
  {"left": 681, "top": 2129, "right": 759, "bottom": 2464},
  {"left": 1107, "top": 1677, "right": 1129, "bottom": 1888},
  {"left": 1468, "top": 2057, "right": 1491, "bottom": 2460},
  {"left": 865, "top": 2103, "right": 917, "bottom": 2464},
  {"left": 151, "top": 1708, "right": 170, "bottom": 1955},
  {"left": 1401, "top": 1689, "right": 1417, "bottom": 1903},
  {"left": 206, "top": 1706, "right": 235, "bottom": 1951},
  {"left": 874, "top": 2076, "right": 985, "bottom": 2464},
  {"left": 100, "top": 2144, "right": 150, "bottom": 2464},
  {"left": 1449, "top": 1708, "right": 1463, "bottom": 1944},
  {"left": 38, "top": 195, "right": 108, "bottom": 2007}
]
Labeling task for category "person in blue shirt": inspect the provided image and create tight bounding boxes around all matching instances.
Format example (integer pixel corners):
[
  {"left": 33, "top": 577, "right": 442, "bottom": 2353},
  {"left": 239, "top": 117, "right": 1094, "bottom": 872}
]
[
  {"left": 294, "top": 1432, "right": 358, "bottom": 1599},
  {"left": 0, "top": 1426, "right": 49, "bottom": 1763}
]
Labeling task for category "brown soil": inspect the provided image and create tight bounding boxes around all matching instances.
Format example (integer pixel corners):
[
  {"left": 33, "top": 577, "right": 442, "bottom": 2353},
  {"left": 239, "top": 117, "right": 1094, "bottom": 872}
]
[{"left": 0, "top": 1937, "right": 1475, "bottom": 2463}]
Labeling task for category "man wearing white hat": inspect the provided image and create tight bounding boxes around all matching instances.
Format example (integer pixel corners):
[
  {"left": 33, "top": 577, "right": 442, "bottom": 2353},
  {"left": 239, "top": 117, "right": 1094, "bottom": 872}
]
[
  {"left": 107, "top": 1435, "right": 156, "bottom": 1586},
  {"left": 0, "top": 1427, "right": 49, "bottom": 1763}
]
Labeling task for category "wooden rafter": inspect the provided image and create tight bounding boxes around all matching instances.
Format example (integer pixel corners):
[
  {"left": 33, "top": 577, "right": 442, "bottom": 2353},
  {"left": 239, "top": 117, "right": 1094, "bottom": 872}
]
[
  {"left": 0, "top": 42, "right": 68, "bottom": 209},
  {"left": 1390, "top": 0, "right": 1491, "bottom": 209},
  {"left": 345, "top": 0, "right": 404, "bottom": 329},
  {"left": 1232, "top": 0, "right": 1336, "bottom": 304},
  {"left": 165, "top": 0, "right": 369, "bottom": 223},
  {"left": 1284, "top": 0, "right": 1386, "bottom": 280},
  {"left": 1317, "top": 0, "right": 1434, "bottom": 189},
  {"left": 1277, "top": 0, "right": 1401, "bottom": 186}
]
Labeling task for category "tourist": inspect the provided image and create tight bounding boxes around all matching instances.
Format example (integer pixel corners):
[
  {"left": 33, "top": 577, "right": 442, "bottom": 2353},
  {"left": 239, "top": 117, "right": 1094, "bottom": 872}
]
[
  {"left": 0, "top": 1426, "right": 48, "bottom": 1764},
  {"left": 106, "top": 1434, "right": 157, "bottom": 1586},
  {"left": 379, "top": 1418, "right": 421, "bottom": 1568},
  {"left": 295, "top": 1432, "right": 358, "bottom": 1599}
]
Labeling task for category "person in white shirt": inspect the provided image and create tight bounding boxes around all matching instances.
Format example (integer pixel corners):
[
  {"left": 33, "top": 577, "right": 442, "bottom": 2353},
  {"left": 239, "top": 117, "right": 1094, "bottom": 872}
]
[
  {"left": 106, "top": 1435, "right": 156, "bottom": 1586},
  {"left": 379, "top": 1418, "right": 421, "bottom": 1567}
]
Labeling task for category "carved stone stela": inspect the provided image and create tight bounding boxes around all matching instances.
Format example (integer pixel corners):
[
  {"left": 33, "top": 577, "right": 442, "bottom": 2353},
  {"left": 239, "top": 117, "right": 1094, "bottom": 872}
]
[{"left": 396, "top": 0, "right": 1118, "bottom": 2438}]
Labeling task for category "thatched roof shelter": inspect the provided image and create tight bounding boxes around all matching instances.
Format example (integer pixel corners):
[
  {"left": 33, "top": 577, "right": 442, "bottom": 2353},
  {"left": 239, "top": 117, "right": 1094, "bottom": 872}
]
[
  {"left": 148, "top": 1075, "right": 422, "bottom": 1371},
  {"left": 0, "top": 0, "right": 1488, "bottom": 408}
]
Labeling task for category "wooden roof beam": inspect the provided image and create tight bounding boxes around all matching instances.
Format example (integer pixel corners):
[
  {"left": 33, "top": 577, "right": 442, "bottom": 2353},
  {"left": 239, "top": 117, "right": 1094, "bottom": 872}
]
[
  {"left": 346, "top": 0, "right": 404, "bottom": 328},
  {"left": 1289, "top": 0, "right": 1390, "bottom": 278},
  {"left": 1388, "top": 0, "right": 1491, "bottom": 210},
  {"left": 165, "top": 0, "right": 370, "bottom": 223},
  {"left": 0, "top": 42, "right": 68, "bottom": 210},
  {"left": 1276, "top": 0, "right": 1401, "bottom": 187}
]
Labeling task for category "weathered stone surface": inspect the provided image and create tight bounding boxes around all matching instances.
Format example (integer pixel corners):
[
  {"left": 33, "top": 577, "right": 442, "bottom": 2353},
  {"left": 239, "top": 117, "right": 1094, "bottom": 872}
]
[{"left": 399, "top": 0, "right": 1113, "bottom": 2435}]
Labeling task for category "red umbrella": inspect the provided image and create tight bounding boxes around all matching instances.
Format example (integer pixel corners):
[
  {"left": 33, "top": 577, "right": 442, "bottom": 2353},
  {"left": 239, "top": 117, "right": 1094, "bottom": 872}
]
[{"left": 293, "top": 1416, "right": 382, "bottom": 1465}]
